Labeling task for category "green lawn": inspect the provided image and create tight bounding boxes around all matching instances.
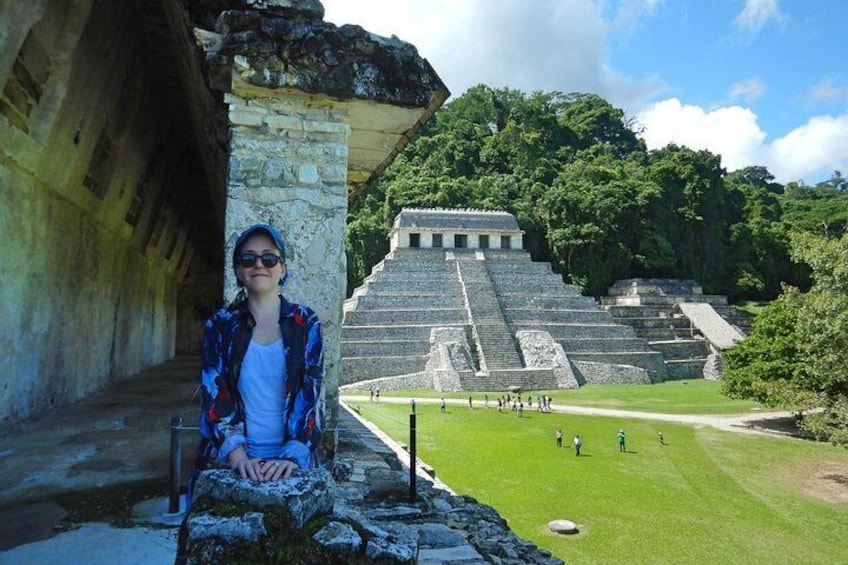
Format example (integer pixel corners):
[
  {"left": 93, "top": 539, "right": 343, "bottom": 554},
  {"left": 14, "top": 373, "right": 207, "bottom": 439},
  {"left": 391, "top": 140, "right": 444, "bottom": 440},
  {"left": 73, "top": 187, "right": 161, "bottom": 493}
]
[
  {"left": 358, "top": 379, "right": 762, "bottom": 414},
  {"left": 352, "top": 402, "right": 848, "bottom": 565}
]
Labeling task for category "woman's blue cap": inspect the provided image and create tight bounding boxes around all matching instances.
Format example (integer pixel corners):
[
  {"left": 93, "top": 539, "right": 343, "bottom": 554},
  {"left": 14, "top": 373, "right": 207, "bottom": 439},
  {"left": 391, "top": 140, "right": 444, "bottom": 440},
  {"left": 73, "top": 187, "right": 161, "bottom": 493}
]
[{"left": 232, "top": 223, "right": 288, "bottom": 287}]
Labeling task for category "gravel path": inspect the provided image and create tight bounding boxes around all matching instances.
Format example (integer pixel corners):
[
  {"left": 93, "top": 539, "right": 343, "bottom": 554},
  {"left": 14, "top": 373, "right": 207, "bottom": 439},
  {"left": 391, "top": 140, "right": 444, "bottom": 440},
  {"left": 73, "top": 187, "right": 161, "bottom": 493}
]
[{"left": 340, "top": 395, "right": 797, "bottom": 437}]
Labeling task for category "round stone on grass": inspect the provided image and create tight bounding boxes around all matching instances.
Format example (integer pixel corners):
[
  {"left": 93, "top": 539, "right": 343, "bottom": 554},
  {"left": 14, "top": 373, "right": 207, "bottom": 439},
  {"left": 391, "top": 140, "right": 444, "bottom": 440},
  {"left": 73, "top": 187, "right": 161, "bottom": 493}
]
[{"left": 548, "top": 519, "right": 579, "bottom": 535}]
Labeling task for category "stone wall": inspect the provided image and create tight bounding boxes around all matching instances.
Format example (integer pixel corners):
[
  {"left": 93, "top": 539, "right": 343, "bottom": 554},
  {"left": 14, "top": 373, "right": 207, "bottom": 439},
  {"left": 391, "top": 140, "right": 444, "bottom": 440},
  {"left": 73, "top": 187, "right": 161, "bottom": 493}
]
[{"left": 0, "top": 0, "right": 219, "bottom": 426}]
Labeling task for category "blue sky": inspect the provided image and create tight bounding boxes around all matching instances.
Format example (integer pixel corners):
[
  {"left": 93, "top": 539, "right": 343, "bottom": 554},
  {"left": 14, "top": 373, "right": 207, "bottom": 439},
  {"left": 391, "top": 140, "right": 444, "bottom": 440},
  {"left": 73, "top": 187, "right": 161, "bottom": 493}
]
[{"left": 322, "top": 0, "right": 848, "bottom": 185}]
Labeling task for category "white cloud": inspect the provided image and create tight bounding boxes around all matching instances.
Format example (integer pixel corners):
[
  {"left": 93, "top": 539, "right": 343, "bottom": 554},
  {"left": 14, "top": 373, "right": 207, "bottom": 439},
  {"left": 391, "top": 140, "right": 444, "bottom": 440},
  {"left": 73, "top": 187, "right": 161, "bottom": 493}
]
[
  {"left": 806, "top": 74, "right": 847, "bottom": 104},
  {"left": 768, "top": 115, "right": 848, "bottom": 183},
  {"left": 638, "top": 98, "right": 848, "bottom": 184},
  {"left": 637, "top": 98, "right": 765, "bottom": 171},
  {"left": 733, "top": 0, "right": 785, "bottom": 33},
  {"left": 728, "top": 77, "right": 766, "bottom": 104}
]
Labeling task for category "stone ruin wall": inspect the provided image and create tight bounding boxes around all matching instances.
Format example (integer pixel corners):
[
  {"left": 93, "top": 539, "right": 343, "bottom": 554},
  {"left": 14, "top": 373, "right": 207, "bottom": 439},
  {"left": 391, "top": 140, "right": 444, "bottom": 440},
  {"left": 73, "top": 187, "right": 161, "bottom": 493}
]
[{"left": 0, "top": 0, "right": 219, "bottom": 426}]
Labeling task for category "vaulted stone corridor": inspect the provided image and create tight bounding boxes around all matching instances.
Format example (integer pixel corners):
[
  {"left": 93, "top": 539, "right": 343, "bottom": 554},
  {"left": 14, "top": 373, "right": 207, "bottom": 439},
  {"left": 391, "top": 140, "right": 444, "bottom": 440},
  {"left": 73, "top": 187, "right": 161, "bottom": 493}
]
[{"left": 0, "top": 0, "right": 225, "bottom": 426}]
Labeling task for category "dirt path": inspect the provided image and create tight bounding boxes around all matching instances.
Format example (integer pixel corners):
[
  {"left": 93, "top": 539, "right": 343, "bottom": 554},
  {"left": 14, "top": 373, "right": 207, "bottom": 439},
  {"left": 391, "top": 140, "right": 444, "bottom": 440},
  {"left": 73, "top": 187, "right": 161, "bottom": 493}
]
[{"left": 340, "top": 395, "right": 798, "bottom": 437}]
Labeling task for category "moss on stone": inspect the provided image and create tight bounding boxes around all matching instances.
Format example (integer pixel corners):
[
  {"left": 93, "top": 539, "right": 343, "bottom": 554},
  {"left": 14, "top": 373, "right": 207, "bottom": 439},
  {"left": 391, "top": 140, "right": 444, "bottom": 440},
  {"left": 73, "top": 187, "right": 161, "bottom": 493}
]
[{"left": 188, "top": 512, "right": 378, "bottom": 564}]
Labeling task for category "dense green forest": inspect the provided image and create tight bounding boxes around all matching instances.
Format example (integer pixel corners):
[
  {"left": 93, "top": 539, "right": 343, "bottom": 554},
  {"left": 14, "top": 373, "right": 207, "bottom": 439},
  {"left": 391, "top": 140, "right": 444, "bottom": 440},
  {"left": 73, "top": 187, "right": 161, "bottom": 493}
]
[{"left": 346, "top": 85, "right": 848, "bottom": 300}]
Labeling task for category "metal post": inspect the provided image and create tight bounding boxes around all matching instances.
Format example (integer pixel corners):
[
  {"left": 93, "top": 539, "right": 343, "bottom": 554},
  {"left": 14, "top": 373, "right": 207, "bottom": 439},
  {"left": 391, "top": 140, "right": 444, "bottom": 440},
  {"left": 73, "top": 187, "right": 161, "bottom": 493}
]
[
  {"left": 409, "top": 413, "right": 417, "bottom": 503},
  {"left": 169, "top": 415, "right": 182, "bottom": 513}
]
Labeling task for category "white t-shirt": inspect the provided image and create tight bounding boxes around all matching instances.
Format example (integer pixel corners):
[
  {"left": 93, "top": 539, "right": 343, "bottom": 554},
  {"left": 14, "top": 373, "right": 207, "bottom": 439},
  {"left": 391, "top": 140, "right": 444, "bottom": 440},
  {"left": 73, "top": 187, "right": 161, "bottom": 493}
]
[{"left": 238, "top": 338, "right": 287, "bottom": 459}]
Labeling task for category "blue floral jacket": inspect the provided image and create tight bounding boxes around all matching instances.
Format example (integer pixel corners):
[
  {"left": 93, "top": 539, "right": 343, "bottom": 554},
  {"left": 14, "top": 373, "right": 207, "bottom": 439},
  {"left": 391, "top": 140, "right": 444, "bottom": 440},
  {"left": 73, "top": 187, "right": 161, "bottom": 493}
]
[{"left": 196, "top": 296, "right": 323, "bottom": 470}]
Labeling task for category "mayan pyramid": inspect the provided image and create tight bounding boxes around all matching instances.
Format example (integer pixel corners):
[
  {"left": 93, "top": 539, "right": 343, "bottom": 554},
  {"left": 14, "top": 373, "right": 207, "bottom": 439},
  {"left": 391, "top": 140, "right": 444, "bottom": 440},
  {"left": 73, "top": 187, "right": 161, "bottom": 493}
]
[{"left": 340, "top": 208, "right": 670, "bottom": 392}]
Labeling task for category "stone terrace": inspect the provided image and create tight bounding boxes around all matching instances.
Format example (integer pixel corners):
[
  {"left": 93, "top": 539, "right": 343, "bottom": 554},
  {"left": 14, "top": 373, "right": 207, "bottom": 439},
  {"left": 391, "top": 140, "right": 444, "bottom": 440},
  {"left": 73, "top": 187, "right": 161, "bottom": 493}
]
[{"left": 601, "top": 279, "right": 750, "bottom": 379}]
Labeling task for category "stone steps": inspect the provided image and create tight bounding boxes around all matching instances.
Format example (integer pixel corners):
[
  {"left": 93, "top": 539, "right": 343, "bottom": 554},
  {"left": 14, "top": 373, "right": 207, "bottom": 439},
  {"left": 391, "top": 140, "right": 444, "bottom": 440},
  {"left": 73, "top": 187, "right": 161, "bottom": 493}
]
[
  {"left": 458, "top": 260, "right": 524, "bottom": 370},
  {"left": 506, "top": 309, "right": 619, "bottom": 324},
  {"left": 517, "top": 323, "right": 637, "bottom": 339},
  {"left": 459, "top": 369, "right": 560, "bottom": 391},
  {"left": 499, "top": 295, "right": 599, "bottom": 309},
  {"left": 340, "top": 355, "right": 427, "bottom": 384},
  {"left": 342, "top": 324, "right": 468, "bottom": 341},
  {"left": 632, "top": 327, "right": 698, "bottom": 340},
  {"left": 344, "top": 308, "right": 468, "bottom": 326},
  {"left": 554, "top": 337, "right": 659, "bottom": 353},
  {"left": 341, "top": 340, "right": 430, "bottom": 357},
  {"left": 648, "top": 339, "right": 710, "bottom": 359},
  {"left": 351, "top": 294, "right": 465, "bottom": 309},
  {"left": 609, "top": 315, "right": 691, "bottom": 329}
]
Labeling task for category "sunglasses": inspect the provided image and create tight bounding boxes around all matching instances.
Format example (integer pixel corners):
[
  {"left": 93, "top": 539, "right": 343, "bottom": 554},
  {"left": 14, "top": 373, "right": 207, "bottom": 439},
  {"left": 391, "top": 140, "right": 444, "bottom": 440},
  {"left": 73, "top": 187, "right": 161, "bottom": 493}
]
[{"left": 237, "top": 252, "right": 283, "bottom": 268}]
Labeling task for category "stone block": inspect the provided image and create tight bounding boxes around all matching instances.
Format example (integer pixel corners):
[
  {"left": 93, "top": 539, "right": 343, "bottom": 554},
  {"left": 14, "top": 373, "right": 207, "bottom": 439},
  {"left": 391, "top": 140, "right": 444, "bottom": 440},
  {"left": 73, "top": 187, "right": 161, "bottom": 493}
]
[
  {"left": 322, "top": 164, "right": 348, "bottom": 183},
  {"left": 191, "top": 467, "right": 335, "bottom": 531},
  {"left": 303, "top": 120, "right": 351, "bottom": 135},
  {"left": 187, "top": 511, "right": 266, "bottom": 543},
  {"left": 297, "top": 163, "right": 319, "bottom": 184},
  {"left": 264, "top": 114, "right": 302, "bottom": 131},
  {"left": 229, "top": 106, "right": 267, "bottom": 127},
  {"left": 312, "top": 520, "right": 362, "bottom": 553}
]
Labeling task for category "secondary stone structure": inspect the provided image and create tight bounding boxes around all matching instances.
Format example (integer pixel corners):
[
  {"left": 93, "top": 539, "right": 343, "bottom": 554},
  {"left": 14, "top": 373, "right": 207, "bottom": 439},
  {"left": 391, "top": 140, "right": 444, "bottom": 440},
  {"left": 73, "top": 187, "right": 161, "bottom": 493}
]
[
  {"left": 601, "top": 279, "right": 750, "bottom": 380},
  {"left": 341, "top": 208, "right": 669, "bottom": 392}
]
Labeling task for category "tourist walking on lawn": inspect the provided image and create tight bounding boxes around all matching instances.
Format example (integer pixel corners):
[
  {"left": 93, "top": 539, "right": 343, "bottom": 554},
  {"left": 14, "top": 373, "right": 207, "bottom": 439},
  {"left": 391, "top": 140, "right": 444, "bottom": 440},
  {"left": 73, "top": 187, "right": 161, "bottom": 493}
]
[
  {"left": 369, "top": 387, "right": 373, "bottom": 402},
  {"left": 518, "top": 401, "right": 524, "bottom": 418},
  {"left": 484, "top": 394, "right": 489, "bottom": 408},
  {"left": 556, "top": 426, "right": 563, "bottom": 447},
  {"left": 375, "top": 387, "right": 380, "bottom": 402},
  {"left": 573, "top": 434, "right": 582, "bottom": 456},
  {"left": 617, "top": 429, "right": 626, "bottom": 452},
  {"left": 658, "top": 431, "right": 665, "bottom": 446},
  {"left": 440, "top": 398, "right": 446, "bottom": 413},
  {"left": 468, "top": 395, "right": 473, "bottom": 408}
]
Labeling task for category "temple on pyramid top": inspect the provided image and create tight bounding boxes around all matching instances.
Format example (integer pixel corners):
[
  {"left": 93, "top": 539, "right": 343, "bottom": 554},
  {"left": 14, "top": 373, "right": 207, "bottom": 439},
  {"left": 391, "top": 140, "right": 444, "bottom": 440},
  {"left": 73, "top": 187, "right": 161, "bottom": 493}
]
[{"left": 390, "top": 208, "right": 525, "bottom": 251}]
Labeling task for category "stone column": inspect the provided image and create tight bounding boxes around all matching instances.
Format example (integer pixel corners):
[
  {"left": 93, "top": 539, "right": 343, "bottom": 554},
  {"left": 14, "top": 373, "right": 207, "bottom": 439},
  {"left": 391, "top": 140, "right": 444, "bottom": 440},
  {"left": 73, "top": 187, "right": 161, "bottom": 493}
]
[{"left": 224, "top": 87, "right": 350, "bottom": 452}]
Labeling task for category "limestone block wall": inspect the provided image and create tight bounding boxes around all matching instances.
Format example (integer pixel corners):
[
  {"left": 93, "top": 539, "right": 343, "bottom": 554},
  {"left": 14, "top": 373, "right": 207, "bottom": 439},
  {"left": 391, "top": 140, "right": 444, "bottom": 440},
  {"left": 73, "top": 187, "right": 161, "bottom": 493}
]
[
  {"left": 0, "top": 0, "right": 217, "bottom": 426},
  {"left": 223, "top": 89, "right": 350, "bottom": 432}
]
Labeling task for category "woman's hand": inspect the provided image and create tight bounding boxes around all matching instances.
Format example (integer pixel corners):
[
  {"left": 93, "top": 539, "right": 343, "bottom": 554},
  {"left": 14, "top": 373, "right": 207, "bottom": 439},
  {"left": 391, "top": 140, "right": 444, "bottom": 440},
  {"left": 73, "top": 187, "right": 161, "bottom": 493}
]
[
  {"left": 228, "top": 447, "right": 264, "bottom": 481},
  {"left": 258, "top": 459, "right": 298, "bottom": 481},
  {"left": 228, "top": 447, "right": 298, "bottom": 481}
]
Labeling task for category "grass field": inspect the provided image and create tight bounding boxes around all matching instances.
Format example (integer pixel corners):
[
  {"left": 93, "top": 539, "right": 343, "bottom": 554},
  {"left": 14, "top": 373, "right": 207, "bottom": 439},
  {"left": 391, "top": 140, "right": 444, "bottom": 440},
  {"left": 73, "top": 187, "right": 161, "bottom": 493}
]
[
  {"left": 365, "top": 379, "right": 763, "bottom": 414},
  {"left": 349, "top": 400, "right": 848, "bottom": 564}
]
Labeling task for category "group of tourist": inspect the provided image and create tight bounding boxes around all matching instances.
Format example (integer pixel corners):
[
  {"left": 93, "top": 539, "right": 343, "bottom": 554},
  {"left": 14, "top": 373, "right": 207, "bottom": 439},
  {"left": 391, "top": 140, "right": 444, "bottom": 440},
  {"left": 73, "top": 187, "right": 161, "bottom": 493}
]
[
  {"left": 369, "top": 387, "right": 380, "bottom": 402},
  {"left": 494, "top": 393, "right": 553, "bottom": 414}
]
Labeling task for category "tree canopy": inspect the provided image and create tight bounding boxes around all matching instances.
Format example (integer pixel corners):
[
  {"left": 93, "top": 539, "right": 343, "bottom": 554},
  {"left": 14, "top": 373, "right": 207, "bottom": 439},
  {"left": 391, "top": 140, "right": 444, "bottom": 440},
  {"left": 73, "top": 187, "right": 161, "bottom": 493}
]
[
  {"left": 723, "top": 232, "right": 848, "bottom": 446},
  {"left": 347, "top": 85, "right": 847, "bottom": 299}
]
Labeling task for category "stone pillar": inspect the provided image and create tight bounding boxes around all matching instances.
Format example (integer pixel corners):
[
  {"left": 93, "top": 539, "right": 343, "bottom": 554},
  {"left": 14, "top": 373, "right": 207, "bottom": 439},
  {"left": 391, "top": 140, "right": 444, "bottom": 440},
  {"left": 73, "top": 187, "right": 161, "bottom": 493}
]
[{"left": 224, "top": 87, "right": 350, "bottom": 452}]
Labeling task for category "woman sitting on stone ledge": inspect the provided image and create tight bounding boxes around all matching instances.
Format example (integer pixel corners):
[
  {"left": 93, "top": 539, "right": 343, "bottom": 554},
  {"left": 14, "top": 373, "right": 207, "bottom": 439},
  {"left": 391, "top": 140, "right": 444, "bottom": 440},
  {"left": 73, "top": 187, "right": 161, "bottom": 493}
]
[{"left": 193, "top": 223, "right": 323, "bottom": 490}]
